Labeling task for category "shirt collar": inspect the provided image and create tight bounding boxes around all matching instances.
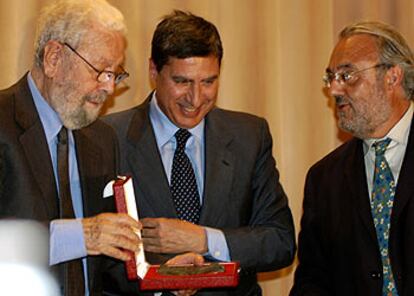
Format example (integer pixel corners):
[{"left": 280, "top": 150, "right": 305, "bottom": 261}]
[
  {"left": 27, "top": 72, "right": 63, "bottom": 143},
  {"left": 149, "top": 91, "right": 205, "bottom": 148},
  {"left": 363, "top": 102, "right": 413, "bottom": 155}
]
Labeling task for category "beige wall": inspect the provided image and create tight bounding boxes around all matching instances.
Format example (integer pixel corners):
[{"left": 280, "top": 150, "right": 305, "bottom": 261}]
[{"left": 1, "top": 1, "right": 414, "bottom": 294}]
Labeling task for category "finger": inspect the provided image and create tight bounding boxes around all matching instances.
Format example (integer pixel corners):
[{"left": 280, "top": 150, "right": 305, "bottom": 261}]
[
  {"left": 141, "top": 227, "right": 161, "bottom": 238},
  {"left": 83, "top": 215, "right": 141, "bottom": 254},
  {"left": 140, "top": 217, "right": 161, "bottom": 228},
  {"left": 111, "top": 233, "right": 140, "bottom": 253},
  {"left": 166, "top": 252, "right": 204, "bottom": 265},
  {"left": 100, "top": 245, "right": 133, "bottom": 261},
  {"left": 194, "top": 257, "right": 204, "bottom": 266},
  {"left": 100, "top": 214, "right": 142, "bottom": 240},
  {"left": 144, "top": 245, "right": 165, "bottom": 253},
  {"left": 174, "top": 290, "right": 197, "bottom": 296},
  {"left": 192, "top": 253, "right": 205, "bottom": 266},
  {"left": 142, "top": 236, "right": 176, "bottom": 250},
  {"left": 144, "top": 239, "right": 181, "bottom": 253},
  {"left": 91, "top": 220, "right": 140, "bottom": 247},
  {"left": 142, "top": 241, "right": 162, "bottom": 253},
  {"left": 88, "top": 213, "right": 140, "bottom": 238},
  {"left": 105, "top": 213, "right": 141, "bottom": 229},
  {"left": 111, "top": 224, "right": 141, "bottom": 242},
  {"left": 142, "top": 236, "right": 160, "bottom": 246}
]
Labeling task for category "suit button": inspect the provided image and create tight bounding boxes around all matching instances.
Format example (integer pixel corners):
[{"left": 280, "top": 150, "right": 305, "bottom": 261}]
[{"left": 370, "top": 272, "right": 382, "bottom": 279}]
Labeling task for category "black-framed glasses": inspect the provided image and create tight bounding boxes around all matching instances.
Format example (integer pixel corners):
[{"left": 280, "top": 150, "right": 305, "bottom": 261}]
[
  {"left": 323, "top": 63, "right": 391, "bottom": 88},
  {"left": 63, "top": 43, "right": 129, "bottom": 85}
]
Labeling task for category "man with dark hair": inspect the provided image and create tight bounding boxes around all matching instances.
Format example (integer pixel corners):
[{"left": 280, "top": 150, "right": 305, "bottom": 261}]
[
  {"left": 150, "top": 10, "right": 223, "bottom": 72},
  {"left": 291, "top": 21, "right": 414, "bottom": 296},
  {"left": 104, "top": 10, "right": 295, "bottom": 295}
]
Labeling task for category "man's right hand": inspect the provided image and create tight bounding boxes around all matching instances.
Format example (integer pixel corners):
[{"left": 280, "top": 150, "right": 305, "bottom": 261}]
[{"left": 82, "top": 213, "right": 140, "bottom": 261}]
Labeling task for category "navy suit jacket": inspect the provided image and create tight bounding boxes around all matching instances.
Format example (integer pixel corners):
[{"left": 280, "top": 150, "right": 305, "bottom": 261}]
[{"left": 291, "top": 121, "right": 414, "bottom": 296}]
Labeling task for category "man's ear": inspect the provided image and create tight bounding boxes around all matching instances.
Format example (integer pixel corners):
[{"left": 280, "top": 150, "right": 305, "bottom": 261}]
[
  {"left": 149, "top": 58, "right": 159, "bottom": 81},
  {"left": 385, "top": 64, "right": 403, "bottom": 87},
  {"left": 42, "top": 40, "right": 64, "bottom": 78}
]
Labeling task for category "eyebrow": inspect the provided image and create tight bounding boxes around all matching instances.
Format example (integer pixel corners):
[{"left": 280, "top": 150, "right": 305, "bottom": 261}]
[
  {"left": 171, "top": 75, "right": 191, "bottom": 82},
  {"left": 202, "top": 75, "right": 219, "bottom": 81},
  {"left": 326, "top": 63, "right": 354, "bottom": 73},
  {"left": 171, "top": 74, "right": 219, "bottom": 82},
  {"left": 93, "top": 56, "right": 125, "bottom": 71}
]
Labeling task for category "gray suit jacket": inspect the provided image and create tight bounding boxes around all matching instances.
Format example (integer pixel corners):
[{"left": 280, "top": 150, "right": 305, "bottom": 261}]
[
  {"left": 103, "top": 95, "right": 295, "bottom": 295},
  {"left": 0, "top": 74, "right": 119, "bottom": 295}
]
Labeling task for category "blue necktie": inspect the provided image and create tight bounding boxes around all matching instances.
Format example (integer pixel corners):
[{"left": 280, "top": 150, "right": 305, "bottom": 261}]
[
  {"left": 170, "top": 129, "right": 201, "bottom": 224},
  {"left": 371, "top": 138, "right": 398, "bottom": 295}
]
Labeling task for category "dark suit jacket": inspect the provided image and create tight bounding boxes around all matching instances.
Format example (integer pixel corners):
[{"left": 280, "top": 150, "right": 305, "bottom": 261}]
[
  {"left": 290, "top": 121, "right": 414, "bottom": 296},
  {"left": 103, "top": 96, "right": 295, "bottom": 295},
  {"left": 0, "top": 75, "right": 119, "bottom": 295}
]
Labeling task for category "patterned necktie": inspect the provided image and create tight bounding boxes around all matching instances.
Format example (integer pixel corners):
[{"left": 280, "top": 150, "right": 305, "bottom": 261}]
[
  {"left": 370, "top": 138, "right": 398, "bottom": 296},
  {"left": 57, "top": 127, "right": 85, "bottom": 296},
  {"left": 170, "top": 129, "right": 201, "bottom": 224}
]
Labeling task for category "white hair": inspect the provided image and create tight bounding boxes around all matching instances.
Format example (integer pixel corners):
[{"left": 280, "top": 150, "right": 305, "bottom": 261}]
[{"left": 34, "top": 0, "right": 126, "bottom": 67}]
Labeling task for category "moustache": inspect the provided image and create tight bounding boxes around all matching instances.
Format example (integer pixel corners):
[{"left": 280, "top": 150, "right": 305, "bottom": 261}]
[
  {"left": 335, "top": 95, "right": 350, "bottom": 107},
  {"left": 84, "top": 92, "right": 108, "bottom": 104}
]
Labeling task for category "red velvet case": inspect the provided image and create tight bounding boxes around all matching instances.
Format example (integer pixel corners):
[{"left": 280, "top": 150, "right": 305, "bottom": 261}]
[
  {"left": 139, "top": 263, "right": 239, "bottom": 290},
  {"left": 112, "top": 176, "right": 240, "bottom": 290}
]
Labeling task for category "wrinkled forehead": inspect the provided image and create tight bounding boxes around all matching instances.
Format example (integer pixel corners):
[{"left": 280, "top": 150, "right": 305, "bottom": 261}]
[
  {"left": 78, "top": 22, "right": 126, "bottom": 65},
  {"left": 328, "top": 34, "right": 380, "bottom": 71}
]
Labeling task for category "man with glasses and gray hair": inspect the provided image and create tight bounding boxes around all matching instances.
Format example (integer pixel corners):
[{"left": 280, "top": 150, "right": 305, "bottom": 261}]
[
  {"left": 291, "top": 21, "right": 414, "bottom": 296},
  {"left": 0, "top": 0, "right": 140, "bottom": 295}
]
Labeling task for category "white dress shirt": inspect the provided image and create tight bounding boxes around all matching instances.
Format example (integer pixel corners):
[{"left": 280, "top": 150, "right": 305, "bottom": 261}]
[
  {"left": 149, "top": 92, "right": 230, "bottom": 262},
  {"left": 363, "top": 102, "right": 413, "bottom": 197}
]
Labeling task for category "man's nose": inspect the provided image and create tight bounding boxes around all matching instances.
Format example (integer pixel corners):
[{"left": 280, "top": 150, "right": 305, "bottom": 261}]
[
  {"left": 327, "top": 79, "right": 346, "bottom": 98},
  {"left": 99, "top": 79, "right": 115, "bottom": 95},
  {"left": 188, "top": 83, "right": 202, "bottom": 107}
]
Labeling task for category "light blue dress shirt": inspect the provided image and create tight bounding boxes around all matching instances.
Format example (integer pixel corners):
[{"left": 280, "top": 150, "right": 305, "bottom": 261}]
[
  {"left": 28, "top": 74, "right": 89, "bottom": 294},
  {"left": 149, "top": 93, "right": 230, "bottom": 261}
]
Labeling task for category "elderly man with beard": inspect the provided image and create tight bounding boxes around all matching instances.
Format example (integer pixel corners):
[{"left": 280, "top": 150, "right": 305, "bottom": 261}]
[
  {"left": 290, "top": 21, "right": 414, "bottom": 296},
  {"left": 0, "top": 1, "right": 141, "bottom": 295}
]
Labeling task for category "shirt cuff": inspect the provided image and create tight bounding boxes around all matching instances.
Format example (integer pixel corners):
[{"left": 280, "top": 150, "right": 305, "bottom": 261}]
[
  {"left": 49, "top": 219, "right": 87, "bottom": 265},
  {"left": 204, "top": 227, "right": 230, "bottom": 262}
]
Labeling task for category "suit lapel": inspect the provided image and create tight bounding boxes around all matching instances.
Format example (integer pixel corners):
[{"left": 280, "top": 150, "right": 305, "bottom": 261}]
[
  {"left": 344, "top": 139, "right": 378, "bottom": 243},
  {"left": 15, "top": 75, "right": 59, "bottom": 218},
  {"left": 126, "top": 100, "right": 177, "bottom": 217},
  {"left": 393, "top": 118, "right": 414, "bottom": 218},
  {"left": 125, "top": 102, "right": 235, "bottom": 222},
  {"left": 200, "top": 110, "right": 234, "bottom": 225}
]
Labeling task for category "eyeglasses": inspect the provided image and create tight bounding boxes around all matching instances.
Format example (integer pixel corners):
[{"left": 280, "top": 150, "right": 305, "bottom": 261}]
[
  {"left": 323, "top": 63, "right": 391, "bottom": 88},
  {"left": 63, "top": 43, "right": 129, "bottom": 85}
]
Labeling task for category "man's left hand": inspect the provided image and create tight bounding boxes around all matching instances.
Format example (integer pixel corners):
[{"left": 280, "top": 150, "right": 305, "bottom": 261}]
[{"left": 141, "top": 218, "right": 207, "bottom": 254}]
